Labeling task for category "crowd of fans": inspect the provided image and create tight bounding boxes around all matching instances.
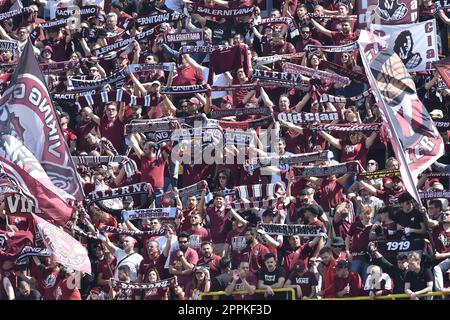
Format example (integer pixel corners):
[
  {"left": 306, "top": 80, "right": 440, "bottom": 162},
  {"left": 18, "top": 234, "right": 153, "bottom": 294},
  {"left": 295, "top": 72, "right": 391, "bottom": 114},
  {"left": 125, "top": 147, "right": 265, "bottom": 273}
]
[{"left": 0, "top": 0, "right": 449, "bottom": 300}]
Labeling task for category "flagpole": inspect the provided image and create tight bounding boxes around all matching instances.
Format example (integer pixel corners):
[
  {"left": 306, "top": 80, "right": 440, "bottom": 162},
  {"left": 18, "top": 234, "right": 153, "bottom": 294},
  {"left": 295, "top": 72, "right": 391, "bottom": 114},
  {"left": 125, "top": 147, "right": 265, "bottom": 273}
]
[{"left": 357, "top": 37, "right": 423, "bottom": 207}]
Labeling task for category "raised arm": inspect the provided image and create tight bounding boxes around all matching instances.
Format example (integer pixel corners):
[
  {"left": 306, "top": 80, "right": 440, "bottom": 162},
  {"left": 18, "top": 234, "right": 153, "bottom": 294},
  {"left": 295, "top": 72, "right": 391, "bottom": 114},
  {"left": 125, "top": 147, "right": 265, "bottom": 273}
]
[
  {"left": 310, "top": 18, "right": 333, "bottom": 38},
  {"left": 319, "top": 131, "right": 342, "bottom": 150},
  {"left": 82, "top": 106, "right": 101, "bottom": 125}
]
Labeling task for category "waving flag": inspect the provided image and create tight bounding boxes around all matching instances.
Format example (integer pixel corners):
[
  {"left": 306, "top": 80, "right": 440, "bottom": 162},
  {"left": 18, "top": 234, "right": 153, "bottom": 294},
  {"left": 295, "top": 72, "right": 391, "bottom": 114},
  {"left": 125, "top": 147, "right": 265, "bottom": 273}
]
[
  {"left": 357, "top": 30, "right": 444, "bottom": 204},
  {"left": 32, "top": 214, "right": 91, "bottom": 274},
  {"left": 433, "top": 56, "right": 450, "bottom": 89},
  {"left": 0, "top": 229, "right": 34, "bottom": 260},
  {"left": 0, "top": 39, "right": 83, "bottom": 226}
]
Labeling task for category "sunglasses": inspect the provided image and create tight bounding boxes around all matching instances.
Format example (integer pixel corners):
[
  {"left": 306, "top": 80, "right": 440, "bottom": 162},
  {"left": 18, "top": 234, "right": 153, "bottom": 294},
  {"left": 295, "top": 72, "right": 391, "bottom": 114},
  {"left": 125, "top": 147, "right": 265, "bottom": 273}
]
[
  {"left": 179, "top": 240, "right": 188, "bottom": 243},
  {"left": 368, "top": 162, "right": 376, "bottom": 165}
]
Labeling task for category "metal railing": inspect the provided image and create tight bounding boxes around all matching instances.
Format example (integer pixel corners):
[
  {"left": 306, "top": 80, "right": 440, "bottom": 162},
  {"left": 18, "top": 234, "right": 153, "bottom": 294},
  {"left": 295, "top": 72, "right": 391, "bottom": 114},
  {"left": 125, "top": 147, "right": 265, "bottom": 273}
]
[{"left": 198, "top": 288, "right": 296, "bottom": 300}]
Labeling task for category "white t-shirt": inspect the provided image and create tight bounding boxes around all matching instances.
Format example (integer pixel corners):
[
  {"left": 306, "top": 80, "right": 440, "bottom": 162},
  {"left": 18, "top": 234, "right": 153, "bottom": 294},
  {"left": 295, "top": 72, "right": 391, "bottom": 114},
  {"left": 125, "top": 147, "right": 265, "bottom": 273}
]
[
  {"left": 200, "top": 67, "right": 228, "bottom": 100},
  {"left": 114, "top": 248, "right": 143, "bottom": 281},
  {"left": 268, "top": 151, "right": 293, "bottom": 187}
]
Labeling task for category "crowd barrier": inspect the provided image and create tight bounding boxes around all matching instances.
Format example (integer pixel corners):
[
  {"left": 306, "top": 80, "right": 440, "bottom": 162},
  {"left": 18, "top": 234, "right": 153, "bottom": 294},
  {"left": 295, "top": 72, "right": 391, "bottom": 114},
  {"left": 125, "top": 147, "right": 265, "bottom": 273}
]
[{"left": 198, "top": 288, "right": 296, "bottom": 300}]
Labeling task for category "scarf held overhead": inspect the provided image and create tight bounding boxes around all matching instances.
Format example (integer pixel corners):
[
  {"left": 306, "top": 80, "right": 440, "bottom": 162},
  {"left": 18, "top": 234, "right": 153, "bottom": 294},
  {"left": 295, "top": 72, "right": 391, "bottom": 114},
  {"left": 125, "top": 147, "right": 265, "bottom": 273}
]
[
  {"left": 122, "top": 208, "right": 178, "bottom": 220},
  {"left": 84, "top": 183, "right": 152, "bottom": 206},
  {"left": 258, "top": 223, "right": 326, "bottom": 237}
]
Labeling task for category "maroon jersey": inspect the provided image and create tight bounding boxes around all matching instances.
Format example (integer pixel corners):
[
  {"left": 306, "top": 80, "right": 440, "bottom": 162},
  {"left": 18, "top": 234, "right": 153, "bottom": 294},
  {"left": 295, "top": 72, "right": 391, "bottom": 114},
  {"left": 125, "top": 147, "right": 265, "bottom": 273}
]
[
  {"left": 98, "top": 258, "right": 116, "bottom": 292},
  {"left": 187, "top": 227, "right": 211, "bottom": 253},
  {"left": 206, "top": 207, "right": 231, "bottom": 243},
  {"left": 226, "top": 229, "right": 247, "bottom": 268},
  {"left": 172, "top": 65, "right": 204, "bottom": 86},
  {"left": 100, "top": 116, "right": 125, "bottom": 154},
  {"left": 197, "top": 254, "right": 222, "bottom": 279},
  {"left": 169, "top": 248, "right": 199, "bottom": 287},
  {"left": 232, "top": 272, "right": 258, "bottom": 300},
  {"left": 432, "top": 222, "right": 450, "bottom": 254},
  {"left": 74, "top": 120, "right": 98, "bottom": 153},
  {"left": 348, "top": 220, "right": 372, "bottom": 260},
  {"left": 240, "top": 243, "right": 271, "bottom": 274},
  {"left": 37, "top": 267, "right": 62, "bottom": 300},
  {"left": 376, "top": 188, "right": 403, "bottom": 206},
  {"left": 138, "top": 254, "right": 167, "bottom": 281},
  {"left": 288, "top": 271, "right": 318, "bottom": 297},
  {"left": 281, "top": 246, "right": 309, "bottom": 275},
  {"left": 55, "top": 278, "right": 81, "bottom": 300},
  {"left": 330, "top": 31, "right": 358, "bottom": 64},
  {"left": 319, "top": 178, "right": 345, "bottom": 213},
  {"left": 340, "top": 140, "right": 368, "bottom": 167},
  {"left": 140, "top": 153, "right": 166, "bottom": 189},
  {"left": 333, "top": 271, "right": 362, "bottom": 297}
]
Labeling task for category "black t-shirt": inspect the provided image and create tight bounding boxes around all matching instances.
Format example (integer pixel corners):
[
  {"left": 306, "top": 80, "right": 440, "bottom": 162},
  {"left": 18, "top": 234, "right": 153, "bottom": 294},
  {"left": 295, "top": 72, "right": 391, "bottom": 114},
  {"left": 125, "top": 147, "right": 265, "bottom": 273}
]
[
  {"left": 257, "top": 267, "right": 286, "bottom": 286},
  {"left": 16, "top": 289, "right": 42, "bottom": 300},
  {"left": 394, "top": 209, "right": 425, "bottom": 239},
  {"left": 404, "top": 267, "right": 433, "bottom": 292},
  {"left": 206, "top": 20, "right": 234, "bottom": 45}
]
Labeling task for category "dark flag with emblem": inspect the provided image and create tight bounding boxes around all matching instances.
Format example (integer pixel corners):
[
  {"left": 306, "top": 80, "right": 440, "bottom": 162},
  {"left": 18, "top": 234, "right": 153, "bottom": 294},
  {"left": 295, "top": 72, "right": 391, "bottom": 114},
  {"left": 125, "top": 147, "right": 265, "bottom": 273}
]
[
  {"left": 0, "top": 39, "right": 84, "bottom": 226},
  {"left": 0, "top": 229, "right": 34, "bottom": 260},
  {"left": 358, "top": 30, "right": 444, "bottom": 204}
]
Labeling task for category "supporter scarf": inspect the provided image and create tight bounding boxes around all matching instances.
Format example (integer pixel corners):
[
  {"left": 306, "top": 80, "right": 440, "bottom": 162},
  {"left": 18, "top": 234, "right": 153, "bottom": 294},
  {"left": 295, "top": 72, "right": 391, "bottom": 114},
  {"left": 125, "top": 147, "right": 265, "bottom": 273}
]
[
  {"left": 219, "top": 114, "right": 274, "bottom": 130},
  {"left": 135, "top": 11, "right": 186, "bottom": 27},
  {"left": 253, "top": 52, "right": 305, "bottom": 67},
  {"left": 358, "top": 169, "right": 401, "bottom": 180},
  {"left": 100, "top": 226, "right": 166, "bottom": 236},
  {"left": 55, "top": 5, "right": 99, "bottom": 19},
  {"left": 419, "top": 190, "right": 450, "bottom": 199},
  {"left": 305, "top": 42, "right": 358, "bottom": 54},
  {"left": 99, "top": 138, "right": 119, "bottom": 155},
  {"left": 228, "top": 183, "right": 282, "bottom": 199},
  {"left": 375, "top": 239, "right": 426, "bottom": 252},
  {"left": 190, "top": 5, "right": 255, "bottom": 17},
  {"left": 283, "top": 62, "right": 350, "bottom": 86},
  {"left": 0, "top": 40, "right": 18, "bottom": 52},
  {"left": 306, "top": 13, "right": 357, "bottom": 20},
  {"left": 251, "top": 151, "right": 331, "bottom": 170},
  {"left": 171, "top": 127, "right": 223, "bottom": 147},
  {"left": 419, "top": 172, "right": 450, "bottom": 178},
  {"left": 52, "top": 89, "right": 98, "bottom": 102},
  {"left": 211, "top": 83, "right": 258, "bottom": 91},
  {"left": 75, "top": 89, "right": 154, "bottom": 109},
  {"left": 160, "top": 84, "right": 207, "bottom": 95},
  {"left": 258, "top": 80, "right": 310, "bottom": 91},
  {"left": 310, "top": 123, "right": 382, "bottom": 132},
  {"left": 122, "top": 208, "right": 178, "bottom": 220},
  {"left": 0, "top": 63, "right": 16, "bottom": 70},
  {"left": 71, "top": 225, "right": 100, "bottom": 240},
  {"left": 180, "top": 45, "right": 229, "bottom": 53},
  {"left": 41, "top": 59, "right": 82, "bottom": 74},
  {"left": 112, "top": 277, "right": 178, "bottom": 290},
  {"left": 277, "top": 111, "right": 340, "bottom": 124},
  {"left": 435, "top": 0, "right": 450, "bottom": 9},
  {"left": 16, "top": 246, "right": 51, "bottom": 264},
  {"left": 434, "top": 119, "right": 450, "bottom": 128},
  {"left": 158, "top": 180, "right": 208, "bottom": 200},
  {"left": 147, "top": 130, "right": 172, "bottom": 145},
  {"left": 258, "top": 223, "right": 326, "bottom": 237},
  {"left": 68, "top": 68, "right": 129, "bottom": 90},
  {"left": 319, "top": 60, "right": 368, "bottom": 83},
  {"left": 164, "top": 31, "right": 204, "bottom": 43},
  {"left": 72, "top": 156, "right": 127, "bottom": 166},
  {"left": 0, "top": 7, "right": 29, "bottom": 22},
  {"left": 210, "top": 107, "right": 271, "bottom": 119},
  {"left": 128, "top": 63, "right": 175, "bottom": 73},
  {"left": 93, "top": 29, "right": 156, "bottom": 56},
  {"left": 84, "top": 183, "right": 152, "bottom": 206},
  {"left": 320, "top": 89, "right": 372, "bottom": 103},
  {"left": 228, "top": 198, "right": 280, "bottom": 210},
  {"left": 292, "top": 161, "right": 360, "bottom": 177},
  {"left": 224, "top": 130, "right": 256, "bottom": 147},
  {"left": 124, "top": 118, "right": 181, "bottom": 134},
  {"left": 251, "top": 69, "right": 308, "bottom": 86},
  {"left": 252, "top": 17, "right": 299, "bottom": 38},
  {"left": 39, "top": 18, "right": 67, "bottom": 30}
]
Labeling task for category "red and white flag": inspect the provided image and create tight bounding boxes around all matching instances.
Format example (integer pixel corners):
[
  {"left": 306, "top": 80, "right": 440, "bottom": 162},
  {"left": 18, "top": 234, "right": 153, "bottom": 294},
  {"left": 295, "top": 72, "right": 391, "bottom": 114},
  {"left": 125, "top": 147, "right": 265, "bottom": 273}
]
[
  {"left": 0, "top": 39, "right": 84, "bottom": 226},
  {"left": 0, "top": 229, "right": 34, "bottom": 260},
  {"left": 32, "top": 214, "right": 91, "bottom": 274},
  {"left": 357, "top": 30, "right": 445, "bottom": 204}
]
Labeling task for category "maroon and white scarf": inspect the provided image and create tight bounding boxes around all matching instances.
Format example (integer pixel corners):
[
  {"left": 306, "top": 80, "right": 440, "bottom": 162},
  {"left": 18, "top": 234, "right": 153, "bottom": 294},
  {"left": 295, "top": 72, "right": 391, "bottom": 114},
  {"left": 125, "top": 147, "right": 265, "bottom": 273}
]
[
  {"left": 310, "top": 123, "right": 382, "bottom": 132},
  {"left": 112, "top": 277, "right": 178, "bottom": 290},
  {"left": 72, "top": 156, "right": 127, "bottom": 166},
  {"left": 277, "top": 111, "right": 340, "bottom": 124},
  {"left": 320, "top": 89, "right": 372, "bottom": 103},
  {"left": 100, "top": 226, "right": 166, "bottom": 236},
  {"left": 319, "top": 60, "right": 368, "bottom": 83},
  {"left": 305, "top": 42, "right": 358, "bottom": 53},
  {"left": 419, "top": 172, "right": 450, "bottom": 178},
  {"left": 253, "top": 52, "right": 305, "bottom": 67},
  {"left": 0, "top": 7, "right": 29, "bottom": 22},
  {"left": 211, "top": 83, "right": 258, "bottom": 91},
  {"left": 41, "top": 59, "right": 82, "bottom": 74},
  {"left": 306, "top": 13, "right": 357, "bottom": 20},
  {"left": 258, "top": 223, "right": 326, "bottom": 237},
  {"left": 0, "top": 40, "right": 18, "bottom": 52},
  {"left": 128, "top": 63, "right": 175, "bottom": 73},
  {"left": 39, "top": 18, "right": 68, "bottom": 29},
  {"left": 68, "top": 68, "right": 129, "bottom": 90},
  {"left": 75, "top": 89, "right": 154, "bottom": 109},
  {"left": 122, "top": 208, "right": 178, "bottom": 220},
  {"left": 419, "top": 190, "right": 450, "bottom": 200},
  {"left": 84, "top": 183, "right": 152, "bottom": 207},
  {"left": 293, "top": 161, "right": 360, "bottom": 177},
  {"left": 283, "top": 62, "right": 350, "bottom": 86},
  {"left": 134, "top": 11, "right": 186, "bottom": 27},
  {"left": 55, "top": 5, "right": 99, "bottom": 19},
  {"left": 164, "top": 31, "right": 204, "bottom": 43},
  {"left": 189, "top": 5, "right": 255, "bottom": 17},
  {"left": 228, "top": 198, "right": 280, "bottom": 210},
  {"left": 358, "top": 169, "right": 401, "bottom": 180},
  {"left": 210, "top": 107, "right": 271, "bottom": 119},
  {"left": 251, "top": 69, "right": 310, "bottom": 88},
  {"left": 158, "top": 181, "right": 208, "bottom": 200},
  {"left": 251, "top": 17, "right": 299, "bottom": 38},
  {"left": 219, "top": 115, "right": 274, "bottom": 130},
  {"left": 161, "top": 84, "right": 207, "bottom": 95},
  {"left": 227, "top": 183, "right": 282, "bottom": 199},
  {"left": 224, "top": 130, "right": 256, "bottom": 147},
  {"left": 252, "top": 151, "right": 331, "bottom": 169},
  {"left": 93, "top": 29, "right": 156, "bottom": 56}
]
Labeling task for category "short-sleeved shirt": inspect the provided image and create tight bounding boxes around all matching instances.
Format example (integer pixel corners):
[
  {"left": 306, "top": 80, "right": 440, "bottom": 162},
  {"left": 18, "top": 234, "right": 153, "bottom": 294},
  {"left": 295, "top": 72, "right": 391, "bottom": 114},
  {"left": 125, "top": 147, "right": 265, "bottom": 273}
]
[
  {"left": 114, "top": 249, "right": 144, "bottom": 281},
  {"left": 333, "top": 272, "right": 362, "bottom": 297},
  {"left": 169, "top": 248, "right": 199, "bottom": 288},
  {"left": 100, "top": 115, "right": 125, "bottom": 154},
  {"left": 394, "top": 209, "right": 425, "bottom": 239},
  {"left": 288, "top": 271, "right": 318, "bottom": 297},
  {"left": 257, "top": 267, "right": 286, "bottom": 286},
  {"left": 404, "top": 268, "right": 433, "bottom": 292},
  {"left": 231, "top": 272, "right": 258, "bottom": 300},
  {"left": 206, "top": 207, "right": 231, "bottom": 244},
  {"left": 241, "top": 243, "right": 271, "bottom": 274}
]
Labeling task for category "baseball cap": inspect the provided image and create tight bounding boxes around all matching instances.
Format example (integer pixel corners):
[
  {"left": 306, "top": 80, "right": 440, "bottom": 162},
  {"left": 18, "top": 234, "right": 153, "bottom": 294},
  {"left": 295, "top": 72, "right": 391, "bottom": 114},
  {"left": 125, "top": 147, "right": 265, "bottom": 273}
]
[
  {"left": 294, "top": 260, "right": 306, "bottom": 271},
  {"left": 189, "top": 97, "right": 200, "bottom": 105},
  {"left": 150, "top": 80, "right": 162, "bottom": 86},
  {"left": 336, "top": 260, "right": 350, "bottom": 269},
  {"left": 429, "top": 109, "right": 444, "bottom": 118}
]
